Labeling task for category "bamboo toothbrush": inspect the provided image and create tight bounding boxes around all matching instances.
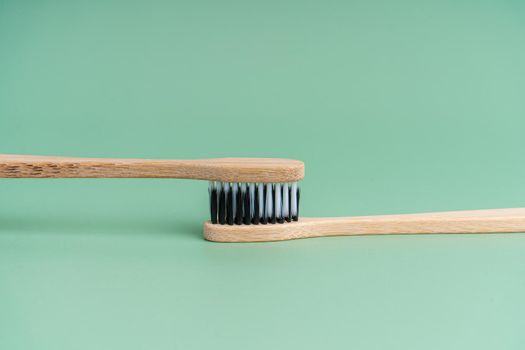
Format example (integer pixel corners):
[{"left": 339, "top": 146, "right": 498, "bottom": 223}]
[{"left": 2, "top": 154, "right": 525, "bottom": 242}]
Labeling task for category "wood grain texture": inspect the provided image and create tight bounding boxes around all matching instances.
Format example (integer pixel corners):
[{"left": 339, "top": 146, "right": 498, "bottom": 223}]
[
  {"left": 203, "top": 208, "right": 525, "bottom": 242},
  {"left": 0, "top": 154, "right": 304, "bottom": 183}
]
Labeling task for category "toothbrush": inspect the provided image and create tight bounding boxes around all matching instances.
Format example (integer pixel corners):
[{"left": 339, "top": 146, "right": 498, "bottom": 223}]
[
  {"left": 204, "top": 207, "right": 525, "bottom": 242},
  {"left": 2, "top": 154, "right": 525, "bottom": 242},
  {"left": 0, "top": 154, "right": 303, "bottom": 182}
]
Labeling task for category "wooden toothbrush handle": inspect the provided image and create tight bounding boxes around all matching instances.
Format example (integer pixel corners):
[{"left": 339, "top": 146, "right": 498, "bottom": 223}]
[
  {"left": 203, "top": 208, "right": 525, "bottom": 242},
  {"left": 0, "top": 154, "right": 304, "bottom": 183}
]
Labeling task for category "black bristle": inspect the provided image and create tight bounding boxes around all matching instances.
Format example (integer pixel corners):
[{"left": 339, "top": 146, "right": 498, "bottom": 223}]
[
  {"left": 218, "top": 187, "right": 226, "bottom": 224},
  {"left": 276, "top": 184, "right": 284, "bottom": 224},
  {"left": 296, "top": 187, "right": 300, "bottom": 220},
  {"left": 293, "top": 187, "right": 300, "bottom": 221},
  {"left": 260, "top": 184, "right": 267, "bottom": 224},
  {"left": 210, "top": 187, "right": 218, "bottom": 224},
  {"left": 285, "top": 186, "right": 292, "bottom": 222},
  {"left": 270, "top": 185, "right": 276, "bottom": 224},
  {"left": 227, "top": 186, "right": 234, "bottom": 225},
  {"left": 235, "top": 187, "right": 243, "bottom": 225},
  {"left": 243, "top": 187, "right": 251, "bottom": 225},
  {"left": 252, "top": 185, "right": 260, "bottom": 224}
]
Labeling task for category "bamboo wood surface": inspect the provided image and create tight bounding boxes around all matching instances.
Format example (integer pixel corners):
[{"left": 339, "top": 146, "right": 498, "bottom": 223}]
[
  {"left": 203, "top": 208, "right": 525, "bottom": 242},
  {"left": 0, "top": 154, "right": 304, "bottom": 183}
]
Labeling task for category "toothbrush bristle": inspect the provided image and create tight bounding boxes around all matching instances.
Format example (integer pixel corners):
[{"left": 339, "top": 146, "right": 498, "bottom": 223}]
[{"left": 208, "top": 181, "right": 300, "bottom": 225}]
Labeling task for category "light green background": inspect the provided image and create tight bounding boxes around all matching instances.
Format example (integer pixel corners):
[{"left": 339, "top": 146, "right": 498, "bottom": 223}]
[{"left": 1, "top": 0, "right": 525, "bottom": 349}]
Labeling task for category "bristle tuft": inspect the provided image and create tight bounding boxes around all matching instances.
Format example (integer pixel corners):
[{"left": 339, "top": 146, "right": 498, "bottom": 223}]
[{"left": 209, "top": 181, "right": 300, "bottom": 225}]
